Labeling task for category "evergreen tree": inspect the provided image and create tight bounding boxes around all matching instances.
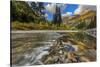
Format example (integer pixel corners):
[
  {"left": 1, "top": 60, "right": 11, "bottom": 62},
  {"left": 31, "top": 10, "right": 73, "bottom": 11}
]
[
  {"left": 30, "top": 2, "right": 45, "bottom": 23},
  {"left": 87, "top": 16, "right": 96, "bottom": 29},
  {"left": 53, "top": 5, "right": 62, "bottom": 26},
  {"left": 11, "top": 1, "right": 45, "bottom": 23},
  {"left": 11, "top": 1, "right": 34, "bottom": 22}
]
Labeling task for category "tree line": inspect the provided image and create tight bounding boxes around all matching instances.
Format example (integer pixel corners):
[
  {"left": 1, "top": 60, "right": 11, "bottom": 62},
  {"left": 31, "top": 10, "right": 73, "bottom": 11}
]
[{"left": 11, "top": 1, "right": 62, "bottom": 26}]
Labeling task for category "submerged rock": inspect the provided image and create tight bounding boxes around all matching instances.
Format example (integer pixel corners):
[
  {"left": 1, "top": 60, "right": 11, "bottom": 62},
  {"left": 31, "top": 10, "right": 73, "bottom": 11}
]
[{"left": 40, "top": 37, "right": 96, "bottom": 64}]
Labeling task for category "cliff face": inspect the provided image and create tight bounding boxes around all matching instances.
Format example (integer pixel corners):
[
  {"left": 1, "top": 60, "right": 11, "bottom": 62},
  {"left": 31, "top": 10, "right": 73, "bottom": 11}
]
[{"left": 62, "top": 10, "right": 96, "bottom": 29}]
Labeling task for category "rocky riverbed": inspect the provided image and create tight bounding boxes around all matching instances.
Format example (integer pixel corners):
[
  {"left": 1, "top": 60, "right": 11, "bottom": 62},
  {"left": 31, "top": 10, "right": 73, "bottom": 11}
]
[{"left": 11, "top": 32, "right": 96, "bottom": 66}]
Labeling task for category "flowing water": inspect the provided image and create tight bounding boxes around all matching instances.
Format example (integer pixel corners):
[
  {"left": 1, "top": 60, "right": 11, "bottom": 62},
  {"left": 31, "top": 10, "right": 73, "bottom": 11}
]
[{"left": 11, "top": 32, "right": 96, "bottom": 66}]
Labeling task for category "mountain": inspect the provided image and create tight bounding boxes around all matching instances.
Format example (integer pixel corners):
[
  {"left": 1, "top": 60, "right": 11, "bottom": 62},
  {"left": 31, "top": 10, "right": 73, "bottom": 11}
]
[{"left": 62, "top": 10, "right": 96, "bottom": 29}]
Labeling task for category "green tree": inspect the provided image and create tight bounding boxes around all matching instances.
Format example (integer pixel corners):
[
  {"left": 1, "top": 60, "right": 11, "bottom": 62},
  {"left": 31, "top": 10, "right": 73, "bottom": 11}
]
[
  {"left": 53, "top": 5, "right": 62, "bottom": 26},
  {"left": 11, "top": 1, "right": 45, "bottom": 23},
  {"left": 30, "top": 2, "right": 45, "bottom": 23}
]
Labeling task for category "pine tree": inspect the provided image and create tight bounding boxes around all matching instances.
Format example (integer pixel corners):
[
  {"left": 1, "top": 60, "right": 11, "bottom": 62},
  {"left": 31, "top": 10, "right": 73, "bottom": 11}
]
[
  {"left": 53, "top": 5, "right": 62, "bottom": 26},
  {"left": 30, "top": 2, "right": 45, "bottom": 23},
  {"left": 11, "top": 1, "right": 45, "bottom": 23}
]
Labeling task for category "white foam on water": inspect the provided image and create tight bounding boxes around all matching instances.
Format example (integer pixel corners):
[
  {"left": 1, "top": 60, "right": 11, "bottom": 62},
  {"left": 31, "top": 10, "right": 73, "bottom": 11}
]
[{"left": 30, "top": 45, "right": 50, "bottom": 65}]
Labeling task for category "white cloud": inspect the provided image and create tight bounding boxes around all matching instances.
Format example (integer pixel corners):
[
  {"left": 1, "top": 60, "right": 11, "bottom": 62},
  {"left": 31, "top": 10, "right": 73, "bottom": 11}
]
[
  {"left": 74, "top": 5, "right": 96, "bottom": 14},
  {"left": 62, "top": 12, "right": 72, "bottom": 17},
  {"left": 61, "top": 14, "right": 66, "bottom": 17},
  {"left": 45, "top": 3, "right": 67, "bottom": 14},
  {"left": 74, "top": 5, "right": 82, "bottom": 14},
  {"left": 45, "top": 13, "right": 48, "bottom": 17},
  {"left": 45, "top": 3, "right": 56, "bottom": 14},
  {"left": 66, "top": 12, "right": 72, "bottom": 15},
  {"left": 57, "top": 3, "right": 65, "bottom": 7}
]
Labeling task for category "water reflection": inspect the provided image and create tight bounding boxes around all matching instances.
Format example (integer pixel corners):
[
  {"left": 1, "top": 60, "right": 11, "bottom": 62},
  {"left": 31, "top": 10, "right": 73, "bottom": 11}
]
[{"left": 11, "top": 32, "right": 96, "bottom": 66}]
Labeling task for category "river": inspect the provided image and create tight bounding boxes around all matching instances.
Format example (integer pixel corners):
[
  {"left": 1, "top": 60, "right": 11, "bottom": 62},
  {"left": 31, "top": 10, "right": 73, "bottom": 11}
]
[{"left": 11, "top": 31, "right": 96, "bottom": 66}]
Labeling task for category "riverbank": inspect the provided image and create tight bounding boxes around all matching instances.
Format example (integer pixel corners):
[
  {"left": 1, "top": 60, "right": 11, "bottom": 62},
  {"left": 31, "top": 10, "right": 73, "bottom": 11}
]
[{"left": 11, "top": 21, "right": 77, "bottom": 30}]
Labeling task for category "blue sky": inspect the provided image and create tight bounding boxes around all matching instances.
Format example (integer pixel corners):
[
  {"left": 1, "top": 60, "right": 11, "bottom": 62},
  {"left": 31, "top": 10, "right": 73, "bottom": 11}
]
[
  {"left": 61, "top": 4, "right": 79, "bottom": 14},
  {"left": 43, "top": 3, "right": 79, "bottom": 21}
]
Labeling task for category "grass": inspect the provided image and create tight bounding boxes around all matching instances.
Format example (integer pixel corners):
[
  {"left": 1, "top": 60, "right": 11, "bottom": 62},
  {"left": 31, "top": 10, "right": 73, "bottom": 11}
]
[{"left": 11, "top": 21, "right": 77, "bottom": 30}]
